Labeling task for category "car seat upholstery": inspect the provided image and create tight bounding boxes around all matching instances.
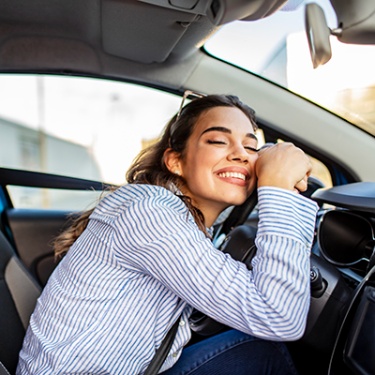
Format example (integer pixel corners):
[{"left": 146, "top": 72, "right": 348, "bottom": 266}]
[
  {"left": 0, "top": 231, "right": 41, "bottom": 374},
  {"left": 0, "top": 362, "right": 11, "bottom": 375}
]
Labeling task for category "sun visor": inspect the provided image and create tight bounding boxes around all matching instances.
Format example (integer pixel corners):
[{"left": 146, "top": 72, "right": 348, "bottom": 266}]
[{"left": 102, "top": 0, "right": 204, "bottom": 63}]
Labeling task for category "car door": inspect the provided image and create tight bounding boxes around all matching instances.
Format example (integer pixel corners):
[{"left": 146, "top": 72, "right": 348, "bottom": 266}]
[{"left": 0, "top": 74, "right": 182, "bottom": 286}]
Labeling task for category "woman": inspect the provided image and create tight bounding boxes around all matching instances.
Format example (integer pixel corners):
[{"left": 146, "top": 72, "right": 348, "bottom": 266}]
[{"left": 17, "top": 93, "right": 318, "bottom": 374}]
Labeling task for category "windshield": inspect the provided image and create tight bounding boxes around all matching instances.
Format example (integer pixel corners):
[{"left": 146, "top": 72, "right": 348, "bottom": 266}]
[{"left": 205, "top": 0, "right": 375, "bottom": 136}]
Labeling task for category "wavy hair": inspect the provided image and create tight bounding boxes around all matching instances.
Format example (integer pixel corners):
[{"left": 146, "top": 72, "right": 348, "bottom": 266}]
[{"left": 54, "top": 94, "right": 257, "bottom": 258}]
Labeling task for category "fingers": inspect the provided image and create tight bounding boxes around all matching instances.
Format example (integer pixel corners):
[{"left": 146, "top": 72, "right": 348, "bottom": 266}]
[
  {"left": 294, "top": 174, "right": 310, "bottom": 193},
  {"left": 256, "top": 142, "right": 312, "bottom": 192},
  {"left": 258, "top": 142, "right": 275, "bottom": 152}
]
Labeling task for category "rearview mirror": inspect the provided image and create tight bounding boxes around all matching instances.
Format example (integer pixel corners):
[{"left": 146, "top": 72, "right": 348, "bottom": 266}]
[{"left": 305, "top": 2, "right": 332, "bottom": 68}]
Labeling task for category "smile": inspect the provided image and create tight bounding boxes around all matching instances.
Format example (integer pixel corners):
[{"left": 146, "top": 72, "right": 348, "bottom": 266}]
[{"left": 217, "top": 172, "right": 247, "bottom": 180}]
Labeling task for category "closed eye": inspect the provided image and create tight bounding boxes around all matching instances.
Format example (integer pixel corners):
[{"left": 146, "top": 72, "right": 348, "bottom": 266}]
[
  {"left": 207, "top": 140, "right": 226, "bottom": 145},
  {"left": 245, "top": 146, "right": 258, "bottom": 153}
]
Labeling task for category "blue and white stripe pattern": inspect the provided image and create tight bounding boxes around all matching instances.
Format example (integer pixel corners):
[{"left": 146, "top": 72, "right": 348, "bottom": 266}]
[{"left": 17, "top": 184, "right": 318, "bottom": 374}]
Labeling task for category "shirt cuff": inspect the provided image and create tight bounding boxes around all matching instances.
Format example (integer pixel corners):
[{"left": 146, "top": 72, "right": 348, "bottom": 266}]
[{"left": 257, "top": 186, "right": 319, "bottom": 247}]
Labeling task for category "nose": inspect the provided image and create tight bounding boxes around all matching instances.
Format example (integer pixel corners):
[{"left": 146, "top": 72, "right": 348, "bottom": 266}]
[{"left": 228, "top": 144, "right": 250, "bottom": 163}]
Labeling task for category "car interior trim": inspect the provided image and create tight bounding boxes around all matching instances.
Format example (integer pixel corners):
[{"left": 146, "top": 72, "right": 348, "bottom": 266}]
[{"left": 4, "top": 257, "right": 41, "bottom": 330}]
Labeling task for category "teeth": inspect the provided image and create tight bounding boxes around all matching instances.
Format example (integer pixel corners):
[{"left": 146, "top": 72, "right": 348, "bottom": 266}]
[{"left": 218, "top": 172, "right": 246, "bottom": 180}]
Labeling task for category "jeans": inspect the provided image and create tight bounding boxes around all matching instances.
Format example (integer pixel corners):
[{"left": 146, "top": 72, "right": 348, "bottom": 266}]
[{"left": 160, "top": 330, "right": 299, "bottom": 375}]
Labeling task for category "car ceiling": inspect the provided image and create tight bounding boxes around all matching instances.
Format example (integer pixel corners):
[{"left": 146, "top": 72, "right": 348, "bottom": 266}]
[
  {"left": 0, "top": 0, "right": 289, "bottom": 89},
  {"left": 1, "top": 0, "right": 375, "bottom": 87}
]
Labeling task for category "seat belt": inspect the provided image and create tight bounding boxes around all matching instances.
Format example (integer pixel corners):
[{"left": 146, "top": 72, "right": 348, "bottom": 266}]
[{"left": 144, "top": 316, "right": 180, "bottom": 375}]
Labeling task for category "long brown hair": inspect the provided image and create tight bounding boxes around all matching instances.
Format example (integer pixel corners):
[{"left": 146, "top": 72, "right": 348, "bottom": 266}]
[{"left": 54, "top": 94, "right": 257, "bottom": 258}]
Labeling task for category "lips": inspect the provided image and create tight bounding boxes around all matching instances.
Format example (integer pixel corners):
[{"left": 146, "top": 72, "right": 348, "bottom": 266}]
[
  {"left": 215, "top": 167, "right": 250, "bottom": 186},
  {"left": 217, "top": 171, "right": 247, "bottom": 181}
]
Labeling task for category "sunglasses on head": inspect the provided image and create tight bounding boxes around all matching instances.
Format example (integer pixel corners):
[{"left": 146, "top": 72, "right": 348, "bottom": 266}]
[{"left": 170, "top": 90, "right": 206, "bottom": 138}]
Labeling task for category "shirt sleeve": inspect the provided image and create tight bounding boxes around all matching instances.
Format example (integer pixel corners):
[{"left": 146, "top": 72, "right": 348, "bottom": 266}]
[{"left": 112, "top": 186, "right": 319, "bottom": 341}]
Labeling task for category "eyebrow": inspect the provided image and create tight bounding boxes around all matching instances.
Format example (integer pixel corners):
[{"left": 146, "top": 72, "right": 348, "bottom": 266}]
[{"left": 201, "top": 126, "right": 258, "bottom": 141}]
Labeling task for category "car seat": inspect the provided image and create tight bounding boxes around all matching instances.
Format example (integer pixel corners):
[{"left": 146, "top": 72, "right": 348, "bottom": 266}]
[
  {"left": 0, "top": 362, "right": 10, "bottom": 375},
  {"left": 0, "top": 231, "right": 41, "bottom": 374}
]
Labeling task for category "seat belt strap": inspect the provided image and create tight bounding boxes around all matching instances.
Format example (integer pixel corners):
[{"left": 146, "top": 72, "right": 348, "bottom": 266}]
[{"left": 144, "top": 316, "right": 180, "bottom": 375}]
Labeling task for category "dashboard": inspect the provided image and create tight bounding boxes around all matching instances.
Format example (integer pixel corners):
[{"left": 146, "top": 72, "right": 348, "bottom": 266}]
[
  {"left": 209, "top": 181, "right": 375, "bottom": 374},
  {"left": 307, "top": 182, "right": 375, "bottom": 374}
]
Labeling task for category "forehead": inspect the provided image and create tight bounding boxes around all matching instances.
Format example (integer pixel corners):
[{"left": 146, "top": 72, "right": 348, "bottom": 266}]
[{"left": 193, "top": 106, "right": 255, "bottom": 135}]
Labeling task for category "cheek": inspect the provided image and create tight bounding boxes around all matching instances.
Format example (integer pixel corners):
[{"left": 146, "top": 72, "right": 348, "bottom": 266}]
[
  {"left": 248, "top": 153, "right": 259, "bottom": 175},
  {"left": 247, "top": 154, "right": 259, "bottom": 191},
  {"left": 250, "top": 153, "right": 259, "bottom": 169},
  {"left": 184, "top": 146, "right": 216, "bottom": 170},
  {"left": 181, "top": 155, "right": 216, "bottom": 189},
  {"left": 248, "top": 177, "right": 257, "bottom": 193}
]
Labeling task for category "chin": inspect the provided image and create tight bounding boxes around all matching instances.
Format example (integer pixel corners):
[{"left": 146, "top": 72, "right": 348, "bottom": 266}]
[{"left": 224, "top": 196, "right": 248, "bottom": 207}]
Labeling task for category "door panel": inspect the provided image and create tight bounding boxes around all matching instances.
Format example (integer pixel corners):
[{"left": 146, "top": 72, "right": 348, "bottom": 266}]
[
  {"left": 6, "top": 209, "right": 77, "bottom": 286},
  {"left": 0, "top": 168, "right": 110, "bottom": 286}
]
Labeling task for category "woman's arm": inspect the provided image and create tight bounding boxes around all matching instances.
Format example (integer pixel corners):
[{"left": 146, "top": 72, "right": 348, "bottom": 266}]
[{"left": 113, "top": 186, "right": 318, "bottom": 341}]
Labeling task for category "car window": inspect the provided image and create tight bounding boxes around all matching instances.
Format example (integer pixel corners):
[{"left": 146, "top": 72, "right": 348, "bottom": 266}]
[
  {"left": 0, "top": 74, "right": 332, "bottom": 210},
  {"left": 205, "top": 0, "right": 375, "bottom": 136},
  {"left": 6, "top": 186, "right": 104, "bottom": 211},
  {"left": 0, "top": 74, "right": 181, "bottom": 208}
]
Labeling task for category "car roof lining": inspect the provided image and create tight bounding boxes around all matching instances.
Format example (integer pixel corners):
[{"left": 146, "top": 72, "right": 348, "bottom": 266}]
[
  {"left": 1, "top": 0, "right": 375, "bottom": 82},
  {"left": 0, "top": 0, "right": 293, "bottom": 88},
  {"left": 0, "top": 0, "right": 217, "bottom": 62}
]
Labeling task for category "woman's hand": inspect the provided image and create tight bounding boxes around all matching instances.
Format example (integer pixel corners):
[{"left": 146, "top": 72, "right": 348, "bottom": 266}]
[{"left": 255, "top": 143, "right": 312, "bottom": 193}]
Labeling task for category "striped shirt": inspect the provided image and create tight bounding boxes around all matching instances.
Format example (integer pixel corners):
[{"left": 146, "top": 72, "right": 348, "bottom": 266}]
[{"left": 17, "top": 184, "right": 318, "bottom": 375}]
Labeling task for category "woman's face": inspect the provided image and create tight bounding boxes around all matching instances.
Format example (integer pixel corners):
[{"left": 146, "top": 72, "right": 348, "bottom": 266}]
[{"left": 177, "top": 106, "right": 258, "bottom": 226}]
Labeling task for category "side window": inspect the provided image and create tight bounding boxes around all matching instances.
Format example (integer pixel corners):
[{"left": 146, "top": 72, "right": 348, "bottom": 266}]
[
  {"left": 20, "top": 135, "right": 40, "bottom": 170},
  {"left": 0, "top": 74, "right": 181, "bottom": 208}
]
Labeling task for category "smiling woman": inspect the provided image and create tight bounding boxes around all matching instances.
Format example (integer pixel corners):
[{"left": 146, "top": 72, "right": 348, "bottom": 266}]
[
  {"left": 1, "top": 1, "right": 375, "bottom": 375},
  {"left": 17, "top": 93, "right": 318, "bottom": 375},
  {"left": 165, "top": 105, "right": 259, "bottom": 226}
]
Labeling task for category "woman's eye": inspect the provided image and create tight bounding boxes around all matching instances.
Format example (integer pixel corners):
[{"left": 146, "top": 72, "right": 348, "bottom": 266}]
[
  {"left": 245, "top": 146, "right": 258, "bottom": 153},
  {"left": 207, "top": 140, "right": 226, "bottom": 145}
]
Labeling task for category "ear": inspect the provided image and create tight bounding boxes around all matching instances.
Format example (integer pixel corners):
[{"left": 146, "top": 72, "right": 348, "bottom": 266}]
[{"left": 163, "top": 148, "right": 182, "bottom": 175}]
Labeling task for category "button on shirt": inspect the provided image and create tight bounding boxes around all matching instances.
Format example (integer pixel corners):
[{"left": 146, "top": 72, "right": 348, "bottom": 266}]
[{"left": 17, "top": 184, "right": 318, "bottom": 375}]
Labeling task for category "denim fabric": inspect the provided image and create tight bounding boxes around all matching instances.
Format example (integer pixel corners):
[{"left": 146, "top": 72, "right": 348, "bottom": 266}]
[{"left": 161, "top": 330, "right": 299, "bottom": 375}]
